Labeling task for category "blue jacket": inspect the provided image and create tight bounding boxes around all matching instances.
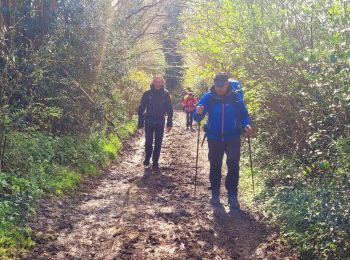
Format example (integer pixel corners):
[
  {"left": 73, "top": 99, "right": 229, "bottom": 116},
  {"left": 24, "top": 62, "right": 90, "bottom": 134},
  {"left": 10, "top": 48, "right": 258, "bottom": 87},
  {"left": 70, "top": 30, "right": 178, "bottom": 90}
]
[{"left": 193, "top": 81, "right": 251, "bottom": 141}]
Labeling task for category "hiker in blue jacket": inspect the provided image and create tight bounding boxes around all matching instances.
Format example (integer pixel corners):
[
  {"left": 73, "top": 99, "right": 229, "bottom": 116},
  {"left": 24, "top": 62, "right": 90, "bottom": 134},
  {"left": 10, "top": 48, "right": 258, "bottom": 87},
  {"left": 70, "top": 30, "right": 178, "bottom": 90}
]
[{"left": 194, "top": 72, "right": 253, "bottom": 209}]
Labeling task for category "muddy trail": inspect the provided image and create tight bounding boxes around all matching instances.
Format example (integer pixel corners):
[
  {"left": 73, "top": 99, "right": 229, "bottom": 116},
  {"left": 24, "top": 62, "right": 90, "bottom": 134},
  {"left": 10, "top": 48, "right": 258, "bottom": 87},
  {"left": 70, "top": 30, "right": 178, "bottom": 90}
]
[{"left": 23, "top": 112, "right": 297, "bottom": 260}]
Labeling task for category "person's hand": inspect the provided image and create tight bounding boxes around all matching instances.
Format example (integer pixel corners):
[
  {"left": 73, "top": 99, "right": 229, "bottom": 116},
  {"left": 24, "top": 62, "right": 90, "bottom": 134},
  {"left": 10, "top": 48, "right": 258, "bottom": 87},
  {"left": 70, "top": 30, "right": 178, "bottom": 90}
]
[
  {"left": 196, "top": 105, "right": 204, "bottom": 115},
  {"left": 244, "top": 125, "right": 253, "bottom": 136},
  {"left": 166, "top": 127, "right": 172, "bottom": 133}
]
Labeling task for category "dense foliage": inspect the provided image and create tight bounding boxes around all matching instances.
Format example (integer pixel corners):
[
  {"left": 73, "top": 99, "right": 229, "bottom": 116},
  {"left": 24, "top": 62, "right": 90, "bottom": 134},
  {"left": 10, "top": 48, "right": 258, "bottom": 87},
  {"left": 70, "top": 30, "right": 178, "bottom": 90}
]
[
  {"left": 0, "top": 0, "right": 180, "bottom": 258},
  {"left": 180, "top": 0, "right": 350, "bottom": 258},
  {"left": 0, "top": 121, "right": 136, "bottom": 257}
]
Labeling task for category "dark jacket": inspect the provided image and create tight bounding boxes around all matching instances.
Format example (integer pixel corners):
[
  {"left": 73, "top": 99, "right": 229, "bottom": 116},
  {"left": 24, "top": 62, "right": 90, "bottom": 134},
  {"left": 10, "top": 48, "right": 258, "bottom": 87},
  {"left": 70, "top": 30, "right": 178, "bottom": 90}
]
[
  {"left": 193, "top": 81, "right": 251, "bottom": 141},
  {"left": 138, "top": 85, "right": 173, "bottom": 128}
]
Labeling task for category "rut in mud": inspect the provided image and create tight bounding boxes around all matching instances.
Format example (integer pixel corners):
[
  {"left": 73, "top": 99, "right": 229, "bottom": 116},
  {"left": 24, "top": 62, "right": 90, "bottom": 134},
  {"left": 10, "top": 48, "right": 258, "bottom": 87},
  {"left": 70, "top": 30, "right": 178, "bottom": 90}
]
[{"left": 23, "top": 112, "right": 297, "bottom": 260}]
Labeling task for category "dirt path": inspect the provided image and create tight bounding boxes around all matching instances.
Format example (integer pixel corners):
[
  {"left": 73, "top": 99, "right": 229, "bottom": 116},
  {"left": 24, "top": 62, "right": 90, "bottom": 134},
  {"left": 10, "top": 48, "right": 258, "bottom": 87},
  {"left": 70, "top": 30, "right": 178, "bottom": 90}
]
[{"left": 23, "top": 112, "right": 296, "bottom": 260}]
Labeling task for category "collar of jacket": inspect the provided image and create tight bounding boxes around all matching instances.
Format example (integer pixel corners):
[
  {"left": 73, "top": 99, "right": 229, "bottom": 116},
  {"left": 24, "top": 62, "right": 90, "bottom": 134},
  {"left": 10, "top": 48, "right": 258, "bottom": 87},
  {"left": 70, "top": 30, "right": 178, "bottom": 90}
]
[
  {"left": 210, "top": 84, "right": 234, "bottom": 100},
  {"left": 150, "top": 84, "right": 165, "bottom": 91}
]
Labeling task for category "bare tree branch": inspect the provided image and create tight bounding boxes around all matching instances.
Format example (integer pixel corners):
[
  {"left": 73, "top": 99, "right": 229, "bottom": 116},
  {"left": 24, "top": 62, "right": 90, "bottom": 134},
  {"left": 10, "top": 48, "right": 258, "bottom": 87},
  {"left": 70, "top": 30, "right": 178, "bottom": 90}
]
[{"left": 125, "top": 0, "right": 169, "bottom": 20}]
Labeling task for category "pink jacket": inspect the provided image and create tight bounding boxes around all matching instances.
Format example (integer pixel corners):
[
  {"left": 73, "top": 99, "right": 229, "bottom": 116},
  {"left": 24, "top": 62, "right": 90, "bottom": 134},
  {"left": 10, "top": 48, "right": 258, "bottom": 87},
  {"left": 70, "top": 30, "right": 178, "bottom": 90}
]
[{"left": 182, "top": 95, "right": 198, "bottom": 112}]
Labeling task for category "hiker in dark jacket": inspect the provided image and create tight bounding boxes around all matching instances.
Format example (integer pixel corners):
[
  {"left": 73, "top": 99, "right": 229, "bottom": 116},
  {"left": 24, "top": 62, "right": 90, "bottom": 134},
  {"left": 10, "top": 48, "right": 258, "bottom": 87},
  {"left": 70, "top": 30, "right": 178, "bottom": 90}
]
[
  {"left": 138, "top": 75, "right": 173, "bottom": 171},
  {"left": 194, "top": 72, "right": 253, "bottom": 210}
]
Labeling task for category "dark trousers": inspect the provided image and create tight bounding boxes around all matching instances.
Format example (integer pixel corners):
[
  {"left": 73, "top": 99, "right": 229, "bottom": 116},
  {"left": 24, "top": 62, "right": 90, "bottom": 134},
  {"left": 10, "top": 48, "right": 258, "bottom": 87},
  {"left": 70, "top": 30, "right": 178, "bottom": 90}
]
[
  {"left": 208, "top": 138, "right": 241, "bottom": 196},
  {"left": 145, "top": 124, "right": 164, "bottom": 166},
  {"left": 186, "top": 111, "right": 194, "bottom": 128}
]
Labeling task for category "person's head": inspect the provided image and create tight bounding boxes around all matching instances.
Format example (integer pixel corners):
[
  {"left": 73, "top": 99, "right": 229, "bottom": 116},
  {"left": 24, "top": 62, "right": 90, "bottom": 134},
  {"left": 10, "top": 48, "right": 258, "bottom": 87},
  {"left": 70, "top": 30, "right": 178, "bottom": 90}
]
[
  {"left": 188, "top": 92, "right": 194, "bottom": 97},
  {"left": 152, "top": 74, "right": 165, "bottom": 90},
  {"left": 213, "top": 72, "right": 230, "bottom": 96}
]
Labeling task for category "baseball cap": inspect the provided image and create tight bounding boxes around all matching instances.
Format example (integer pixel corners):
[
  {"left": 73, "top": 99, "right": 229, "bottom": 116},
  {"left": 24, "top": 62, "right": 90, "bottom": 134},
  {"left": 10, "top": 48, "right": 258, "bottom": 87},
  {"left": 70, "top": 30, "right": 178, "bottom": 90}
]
[{"left": 214, "top": 72, "right": 229, "bottom": 87}]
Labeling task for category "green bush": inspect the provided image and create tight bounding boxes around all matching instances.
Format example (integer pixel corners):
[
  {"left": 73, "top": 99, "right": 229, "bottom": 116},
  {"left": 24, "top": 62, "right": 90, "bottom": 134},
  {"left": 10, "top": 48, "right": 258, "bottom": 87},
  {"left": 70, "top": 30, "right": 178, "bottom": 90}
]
[
  {"left": 0, "top": 118, "right": 137, "bottom": 258},
  {"left": 240, "top": 137, "right": 350, "bottom": 259}
]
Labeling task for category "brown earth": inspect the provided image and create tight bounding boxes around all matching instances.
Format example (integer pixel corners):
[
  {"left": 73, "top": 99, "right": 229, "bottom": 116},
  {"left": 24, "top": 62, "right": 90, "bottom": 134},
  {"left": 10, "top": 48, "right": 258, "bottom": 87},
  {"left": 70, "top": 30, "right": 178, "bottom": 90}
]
[{"left": 23, "top": 112, "right": 297, "bottom": 260}]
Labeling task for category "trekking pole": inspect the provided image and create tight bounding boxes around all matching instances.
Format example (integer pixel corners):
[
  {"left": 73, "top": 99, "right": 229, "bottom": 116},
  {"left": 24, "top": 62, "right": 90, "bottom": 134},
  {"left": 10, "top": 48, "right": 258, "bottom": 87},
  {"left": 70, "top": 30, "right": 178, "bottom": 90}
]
[
  {"left": 248, "top": 136, "right": 256, "bottom": 197},
  {"left": 194, "top": 121, "right": 201, "bottom": 200}
]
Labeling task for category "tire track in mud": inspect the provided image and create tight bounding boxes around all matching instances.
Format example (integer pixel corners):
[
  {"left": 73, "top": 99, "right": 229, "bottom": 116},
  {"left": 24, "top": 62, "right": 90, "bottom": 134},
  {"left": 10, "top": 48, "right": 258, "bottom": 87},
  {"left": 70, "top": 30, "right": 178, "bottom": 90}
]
[{"left": 23, "top": 112, "right": 297, "bottom": 260}]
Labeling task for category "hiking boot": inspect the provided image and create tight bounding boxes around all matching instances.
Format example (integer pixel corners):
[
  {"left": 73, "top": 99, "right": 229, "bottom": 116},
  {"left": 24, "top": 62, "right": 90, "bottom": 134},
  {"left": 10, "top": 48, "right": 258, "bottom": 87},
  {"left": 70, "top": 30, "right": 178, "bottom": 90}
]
[
  {"left": 143, "top": 160, "right": 150, "bottom": 168},
  {"left": 210, "top": 191, "right": 220, "bottom": 206},
  {"left": 210, "top": 196, "right": 221, "bottom": 206},
  {"left": 228, "top": 195, "right": 240, "bottom": 210},
  {"left": 190, "top": 126, "right": 194, "bottom": 131},
  {"left": 152, "top": 164, "right": 160, "bottom": 173}
]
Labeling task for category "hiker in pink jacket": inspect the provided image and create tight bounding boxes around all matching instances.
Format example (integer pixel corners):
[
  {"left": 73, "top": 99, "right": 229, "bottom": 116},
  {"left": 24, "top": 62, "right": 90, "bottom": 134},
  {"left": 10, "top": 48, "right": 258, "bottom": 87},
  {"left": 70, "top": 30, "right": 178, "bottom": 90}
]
[{"left": 182, "top": 92, "right": 198, "bottom": 131}]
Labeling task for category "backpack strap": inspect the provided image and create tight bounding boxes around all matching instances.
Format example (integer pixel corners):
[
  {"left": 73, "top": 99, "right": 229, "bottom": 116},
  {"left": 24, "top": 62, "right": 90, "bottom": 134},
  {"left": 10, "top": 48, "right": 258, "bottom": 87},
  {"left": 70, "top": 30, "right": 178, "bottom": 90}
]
[{"left": 208, "top": 94, "right": 215, "bottom": 112}]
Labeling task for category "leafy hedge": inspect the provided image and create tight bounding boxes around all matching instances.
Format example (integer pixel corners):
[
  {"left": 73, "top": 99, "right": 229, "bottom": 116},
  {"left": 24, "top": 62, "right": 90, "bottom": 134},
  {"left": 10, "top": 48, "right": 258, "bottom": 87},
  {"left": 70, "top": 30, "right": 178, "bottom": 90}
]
[
  {"left": 0, "top": 119, "right": 137, "bottom": 259},
  {"left": 240, "top": 137, "right": 350, "bottom": 259},
  {"left": 181, "top": 0, "right": 350, "bottom": 258}
]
